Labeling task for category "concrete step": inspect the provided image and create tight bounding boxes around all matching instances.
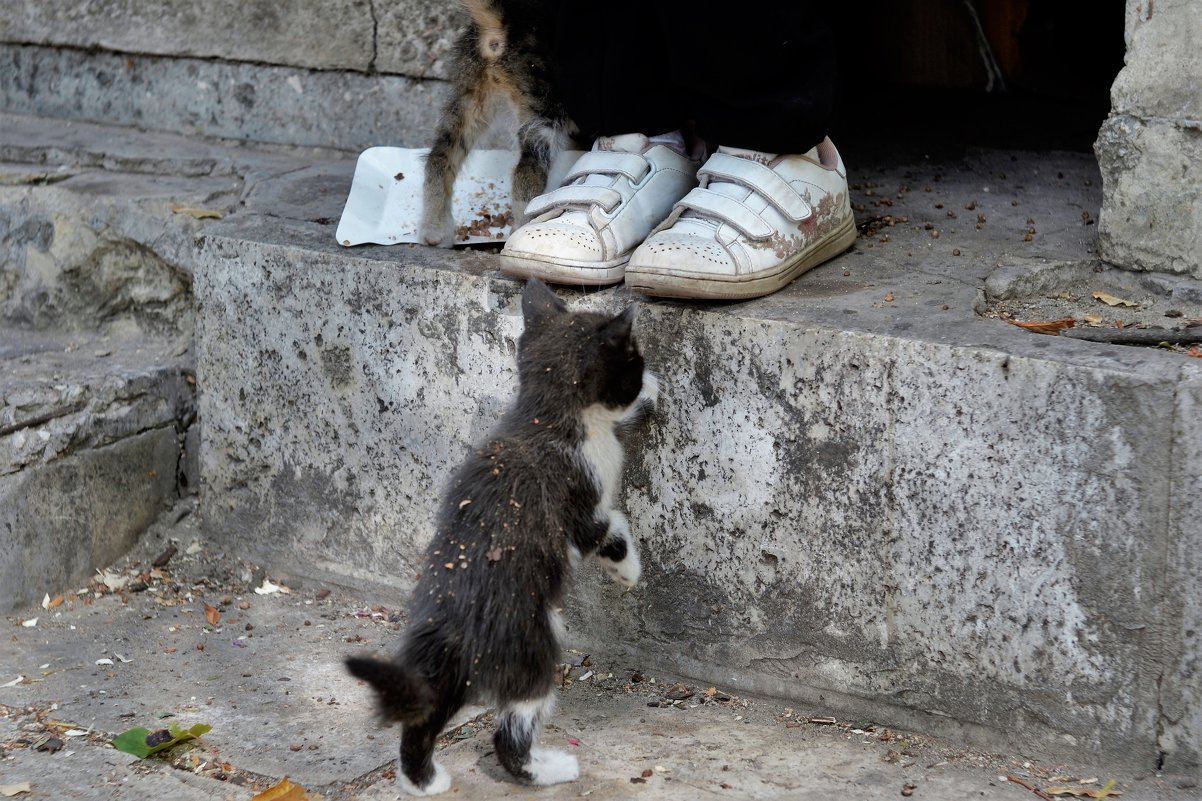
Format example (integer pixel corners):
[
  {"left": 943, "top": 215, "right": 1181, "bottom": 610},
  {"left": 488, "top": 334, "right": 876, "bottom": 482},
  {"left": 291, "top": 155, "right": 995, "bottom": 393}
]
[
  {"left": 0, "top": 328, "right": 195, "bottom": 610},
  {"left": 0, "top": 113, "right": 333, "bottom": 612},
  {"left": 189, "top": 141, "right": 1202, "bottom": 778}
]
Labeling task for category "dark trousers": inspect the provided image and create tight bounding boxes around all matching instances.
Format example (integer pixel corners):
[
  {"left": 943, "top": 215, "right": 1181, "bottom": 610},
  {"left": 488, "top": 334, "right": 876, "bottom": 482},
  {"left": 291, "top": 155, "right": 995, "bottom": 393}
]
[{"left": 552, "top": 2, "right": 836, "bottom": 154}]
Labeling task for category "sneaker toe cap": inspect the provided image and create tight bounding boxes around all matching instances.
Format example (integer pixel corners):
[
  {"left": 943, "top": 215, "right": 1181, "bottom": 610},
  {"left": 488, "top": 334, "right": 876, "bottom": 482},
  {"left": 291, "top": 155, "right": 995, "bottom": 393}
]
[
  {"left": 631, "top": 231, "right": 738, "bottom": 277},
  {"left": 504, "top": 220, "right": 605, "bottom": 262}
]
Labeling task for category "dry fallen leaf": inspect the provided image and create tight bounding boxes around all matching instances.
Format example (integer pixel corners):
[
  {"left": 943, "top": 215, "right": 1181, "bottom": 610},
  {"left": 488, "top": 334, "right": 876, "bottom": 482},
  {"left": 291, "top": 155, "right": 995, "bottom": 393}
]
[
  {"left": 1005, "top": 317, "right": 1077, "bottom": 336},
  {"left": 1083, "top": 314, "right": 1103, "bottom": 327},
  {"left": 249, "top": 777, "right": 321, "bottom": 801},
  {"left": 0, "top": 782, "right": 32, "bottom": 797},
  {"left": 1043, "top": 778, "right": 1120, "bottom": 798},
  {"left": 884, "top": 292, "right": 895, "bottom": 302},
  {"left": 204, "top": 603, "right": 221, "bottom": 627},
  {"left": 1092, "top": 291, "right": 1137, "bottom": 308},
  {"left": 171, "top": 206, "right": 224, "bottom": 220}
]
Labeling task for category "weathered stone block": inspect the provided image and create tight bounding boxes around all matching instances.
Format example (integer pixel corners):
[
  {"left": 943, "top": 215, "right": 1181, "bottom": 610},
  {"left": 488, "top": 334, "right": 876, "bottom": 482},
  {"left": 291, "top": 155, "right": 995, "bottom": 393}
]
[
  {"left": 0, "top": 173, "right": 222, "bottom": 336},
  {"left": 0, "top": 326, "right": 196, "bottom": 610},
  {"left": 376, "top": 0, "right": 462, "bottom": 79},
  {"left": 0, "top": 44, "right": 461, "bottom": 151},
  {"left": 0, "top": 0, "right": 375, "bottom": 72},
  {"left": 1096, "top": 116, "right": 1202, "bottom": 279},
  {"left": 1111, "top": 0, "right": 1201, "bottom": 123},
  {"left": 195, "top": 221, "right": 1197, "bottom": 773},
  {"left": 0, "top": 427, "right": 180, "bottom": 611},
  {"left": 1159, "top": 366, "right": 1202, "bottom": 774}
]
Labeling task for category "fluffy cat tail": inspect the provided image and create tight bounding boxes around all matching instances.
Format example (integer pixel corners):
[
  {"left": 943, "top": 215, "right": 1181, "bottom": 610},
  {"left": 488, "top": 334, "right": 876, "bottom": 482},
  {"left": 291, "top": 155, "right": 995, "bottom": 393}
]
[{"left": 345, "top": 656, "right": 436, "bottom": 725}]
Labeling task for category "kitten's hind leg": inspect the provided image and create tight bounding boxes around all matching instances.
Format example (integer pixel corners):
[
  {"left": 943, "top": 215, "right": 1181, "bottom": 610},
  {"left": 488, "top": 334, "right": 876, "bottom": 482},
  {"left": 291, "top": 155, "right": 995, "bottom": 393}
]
[
  {"left": 598, "top": 509, "right": 641, "bottom": 589},
  {"left": 511, "top": 117, "right": 564, "bottom": 222},
  {"left": 494, "top": 693, "right": 579, "bottom": 785},
  {"left": 421, "top": 72, "right": 495, "bottom": 247}
]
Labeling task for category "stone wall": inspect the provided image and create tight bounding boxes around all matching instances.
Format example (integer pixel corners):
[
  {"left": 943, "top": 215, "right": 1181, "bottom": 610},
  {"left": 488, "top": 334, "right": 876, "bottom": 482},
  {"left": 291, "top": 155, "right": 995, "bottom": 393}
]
[
  {"left": 1096, "top": 0, "right": 1202, "bottom": 279},
  {"left": 0, "top": 0, "right": 468, "bottom": 151}
]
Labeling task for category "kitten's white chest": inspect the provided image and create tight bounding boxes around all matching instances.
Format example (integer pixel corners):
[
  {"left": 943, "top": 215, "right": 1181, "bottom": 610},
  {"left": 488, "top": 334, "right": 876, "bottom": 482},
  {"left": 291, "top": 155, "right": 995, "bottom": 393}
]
[{"left": 579, "top": 405, "right": 624, "bottom": 507}]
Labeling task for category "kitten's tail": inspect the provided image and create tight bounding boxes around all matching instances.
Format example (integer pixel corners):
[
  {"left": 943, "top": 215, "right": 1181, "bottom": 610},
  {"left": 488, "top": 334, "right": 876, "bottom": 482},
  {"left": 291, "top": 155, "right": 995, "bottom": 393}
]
[{"left": 345, "top": 656, "right": 436, "bottom": 725}]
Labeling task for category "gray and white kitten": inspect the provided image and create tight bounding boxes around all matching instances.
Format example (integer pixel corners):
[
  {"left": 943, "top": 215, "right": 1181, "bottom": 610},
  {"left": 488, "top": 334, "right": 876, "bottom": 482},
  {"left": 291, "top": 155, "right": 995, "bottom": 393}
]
[{"left": 347, "top": 278, "right": 657, "bottom": 795}]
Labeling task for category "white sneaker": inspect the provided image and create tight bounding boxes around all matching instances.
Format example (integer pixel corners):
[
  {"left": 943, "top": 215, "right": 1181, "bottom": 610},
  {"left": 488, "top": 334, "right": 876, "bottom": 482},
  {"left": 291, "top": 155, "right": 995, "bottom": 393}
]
[
  {"left": 625, "top": 138, "right": 856, "bottom": 299},
  {"left": 499, "top": 134, "right": 700, "bottom": 286}
]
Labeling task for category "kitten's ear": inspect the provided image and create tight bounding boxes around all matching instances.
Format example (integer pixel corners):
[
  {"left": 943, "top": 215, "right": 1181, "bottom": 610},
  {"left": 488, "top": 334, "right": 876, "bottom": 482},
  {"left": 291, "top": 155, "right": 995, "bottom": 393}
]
[
  {"left": 521, "top": 278, "right": 567, "bottom": 326},
  {"left": 602, "top": 305, "right": 637, "bottom": 344}
]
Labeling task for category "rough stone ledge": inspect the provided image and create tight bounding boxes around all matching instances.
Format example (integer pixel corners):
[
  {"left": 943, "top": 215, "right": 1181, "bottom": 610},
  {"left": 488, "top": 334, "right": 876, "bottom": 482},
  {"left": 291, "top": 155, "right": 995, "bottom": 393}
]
[
  {"left": 0, "top": 327, "right": 197, "bottom": 611},
  {"left": 194, "top": 209, "right": 1202, "bottom": 776},
  {"left": 0, "top": 112, "right": 360, "bottom": 336},
  {"left": 1096, "top": 115, "right": 1202, "bottom": 280},
  {"left": 0, "top": 328, "right": 195, "bottom": 477},
  {"left": 0, "top": 45, "right": 515, "bottom": 152},
  {"left": 0, "top": 0, "right": 465, "bottom": 77}
]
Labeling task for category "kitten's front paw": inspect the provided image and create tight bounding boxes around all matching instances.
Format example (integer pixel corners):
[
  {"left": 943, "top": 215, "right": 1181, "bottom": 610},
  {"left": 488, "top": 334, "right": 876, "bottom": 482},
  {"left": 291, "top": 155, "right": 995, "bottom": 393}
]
[
  {"left": 638, "top": 370, "right": 660, "bottom": 411},
  {"left": 599, "top": 510, "right": 640, "bottom": 588},
  {"left": 602, "top": 542, "right": 641, "bottom": 589}
]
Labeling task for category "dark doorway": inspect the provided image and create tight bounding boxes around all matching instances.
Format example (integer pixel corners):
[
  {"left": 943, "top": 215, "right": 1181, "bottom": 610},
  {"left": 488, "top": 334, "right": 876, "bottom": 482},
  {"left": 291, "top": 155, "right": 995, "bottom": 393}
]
[{"left": 829, "top": 1, "right": 1127, "bottom": 160}]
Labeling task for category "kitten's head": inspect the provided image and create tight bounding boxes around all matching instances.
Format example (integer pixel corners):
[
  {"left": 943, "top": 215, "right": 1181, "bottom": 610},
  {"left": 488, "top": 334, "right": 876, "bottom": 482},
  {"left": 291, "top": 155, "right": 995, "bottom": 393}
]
[{"left": 517, "top": 279, "right": 645, "bottom": 411}]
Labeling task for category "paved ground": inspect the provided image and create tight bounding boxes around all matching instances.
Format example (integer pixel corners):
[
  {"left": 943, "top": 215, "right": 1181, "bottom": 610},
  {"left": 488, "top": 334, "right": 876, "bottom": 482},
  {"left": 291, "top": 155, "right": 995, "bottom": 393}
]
[{"left": 1, "top": 503, "right": 1196, "bottom": 800}]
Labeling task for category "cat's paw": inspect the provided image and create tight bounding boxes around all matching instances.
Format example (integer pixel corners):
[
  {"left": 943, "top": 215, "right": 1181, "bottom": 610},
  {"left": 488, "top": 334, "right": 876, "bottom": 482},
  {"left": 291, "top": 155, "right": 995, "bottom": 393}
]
[
  {"left": 528, "top": 747, "right": 580, "bottom": 785},
  {"left": 398, "top": 759, "right": 452, "bottom": 796},
  {"left": 602, "top": 544, "right": 641, "bottom": 589},
  {"left": 419, "top": 215, "right": 455, "bottom": 248},
  {"left": 639, "top": 370, "right": 660, "bottom": 409}
]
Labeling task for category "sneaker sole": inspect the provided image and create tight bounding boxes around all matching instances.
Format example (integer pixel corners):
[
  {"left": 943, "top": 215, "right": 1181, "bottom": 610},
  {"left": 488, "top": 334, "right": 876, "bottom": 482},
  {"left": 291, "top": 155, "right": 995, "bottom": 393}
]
[
  {"left": 625, "top": 217, "right": 858, "bottom": 300},
  {"left": 499, "top": 252, "right": 628, "bottom": 287}
]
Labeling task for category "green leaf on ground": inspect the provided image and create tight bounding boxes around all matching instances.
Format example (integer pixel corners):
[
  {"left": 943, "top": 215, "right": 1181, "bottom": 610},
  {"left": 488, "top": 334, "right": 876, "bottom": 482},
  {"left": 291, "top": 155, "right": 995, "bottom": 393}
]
[{"left": 111, "top": 722, "right": 212, "bottom": 758}]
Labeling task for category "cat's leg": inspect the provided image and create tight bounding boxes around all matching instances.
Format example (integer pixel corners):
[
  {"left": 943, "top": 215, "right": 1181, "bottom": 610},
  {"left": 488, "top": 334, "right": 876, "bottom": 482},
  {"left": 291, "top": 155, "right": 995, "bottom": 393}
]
[
  {"left": 421, "top": 64, "right": 495, "bottom": 247},
  {"left": 397, "top": 692, "right": 459, "bottom": 796},
  {"left": 512, "top": 116, "right": 563, "bottom": 221},
  {"left": 397, "top": 719, "right": 453, "bottom": 796},
  {"left": 494, "top": 693, "right": 579, "bottom": 785},
  {"left": 597, "top": 509, "right": 641, "bottom": 589}
]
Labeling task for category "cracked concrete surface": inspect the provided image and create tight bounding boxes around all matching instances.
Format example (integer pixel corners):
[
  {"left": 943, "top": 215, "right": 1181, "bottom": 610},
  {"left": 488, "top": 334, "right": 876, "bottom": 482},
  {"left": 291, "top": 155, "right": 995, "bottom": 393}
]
[{"left": 1, "top": 509, "right": 1196, "bottom": 800}]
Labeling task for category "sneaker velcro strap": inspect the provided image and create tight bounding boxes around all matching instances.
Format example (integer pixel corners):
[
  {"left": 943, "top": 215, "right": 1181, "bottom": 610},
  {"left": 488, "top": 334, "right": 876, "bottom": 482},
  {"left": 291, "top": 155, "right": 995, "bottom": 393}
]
[
  {"left": 674, "top": 187, "right": 774, "bottom": 240},
  {"left": 698, "top": 153, "right": 813, "bottom": 221},
  {"left": 564, "top": 151, "right": 650, "bottom": 183},
  {"left": 525, "top": 185, "right": 624, "bottom": 216}
]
